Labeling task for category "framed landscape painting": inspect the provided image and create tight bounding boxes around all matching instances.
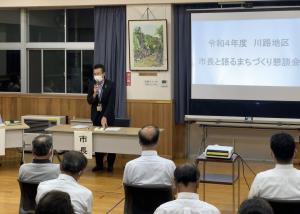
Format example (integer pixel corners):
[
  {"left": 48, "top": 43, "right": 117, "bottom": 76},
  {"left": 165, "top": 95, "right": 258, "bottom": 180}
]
[{"left": 128, "top": 19, "right": 168, "bottom": 71}]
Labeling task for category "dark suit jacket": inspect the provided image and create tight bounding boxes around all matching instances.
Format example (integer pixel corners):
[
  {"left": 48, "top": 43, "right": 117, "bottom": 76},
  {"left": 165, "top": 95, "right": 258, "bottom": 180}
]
[{"left": 87, "top": 79, "right": 116, "bottom": 126}]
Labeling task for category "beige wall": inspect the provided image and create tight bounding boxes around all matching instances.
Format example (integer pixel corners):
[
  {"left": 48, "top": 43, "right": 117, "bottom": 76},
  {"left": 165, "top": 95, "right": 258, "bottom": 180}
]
[
  {"left": 0, "top": 0, "right": 252, "bottom": 8},
  {"left": 126, "top": 4, "right": 173, "bottom": 100}
]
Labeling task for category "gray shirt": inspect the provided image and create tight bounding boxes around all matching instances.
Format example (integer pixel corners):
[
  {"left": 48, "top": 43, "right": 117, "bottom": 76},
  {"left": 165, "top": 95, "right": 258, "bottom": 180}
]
[{"left": 19, "top": 159, "right": 60, "bottom": 183}]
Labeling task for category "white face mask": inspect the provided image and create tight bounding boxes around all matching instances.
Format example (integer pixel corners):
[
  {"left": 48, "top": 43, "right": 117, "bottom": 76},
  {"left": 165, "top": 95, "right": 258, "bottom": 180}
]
[{"left": 94, "top": 75, "right": 103, "bottom": 83}]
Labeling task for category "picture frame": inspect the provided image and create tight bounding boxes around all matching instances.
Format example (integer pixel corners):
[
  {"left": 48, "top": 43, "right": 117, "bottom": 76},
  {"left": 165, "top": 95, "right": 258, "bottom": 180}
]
[{"left": 128, "top": 19, "right": 168, "bottom": 71}]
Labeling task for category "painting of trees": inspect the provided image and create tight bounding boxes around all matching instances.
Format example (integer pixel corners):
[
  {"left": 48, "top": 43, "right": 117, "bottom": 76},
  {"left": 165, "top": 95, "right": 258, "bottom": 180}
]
[{"left": 129, "top": 20, "right": 168, "bottom": 71}]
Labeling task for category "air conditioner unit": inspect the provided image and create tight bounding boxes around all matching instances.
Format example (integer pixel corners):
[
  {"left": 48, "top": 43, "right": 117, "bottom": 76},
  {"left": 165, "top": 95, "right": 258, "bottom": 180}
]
[{"left": 21, "top": 115, "right": 66, "bottom": 151}]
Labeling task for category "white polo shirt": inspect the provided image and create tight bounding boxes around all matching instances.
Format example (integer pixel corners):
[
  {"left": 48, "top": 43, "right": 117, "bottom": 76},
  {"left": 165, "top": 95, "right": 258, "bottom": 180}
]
[
  {"left": 123, "top": 150, "right": 176, "bottom": 185},
  {"left": 249, "top": 164, "right": 300, "bottom": 200},
  {"left": 154, "top": 192, "right": 220, "bottom": 214},
  {"left": 36, "top": 174, "right": 93, "bottom": 214}
]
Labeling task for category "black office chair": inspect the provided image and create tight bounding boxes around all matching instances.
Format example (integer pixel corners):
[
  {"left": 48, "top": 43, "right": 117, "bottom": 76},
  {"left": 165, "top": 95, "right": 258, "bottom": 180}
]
[
  {"left": 123, "top": 183, "right": 173, "bottom": 214},
  {"left": 265, "top": 198, "right": 300, "bottom": 214},
  {"left": 18, "top": 180, "right": 39, "bottom": 214},
  {"left": 114, "top": 118, "right": 130, "bottom": 127}
]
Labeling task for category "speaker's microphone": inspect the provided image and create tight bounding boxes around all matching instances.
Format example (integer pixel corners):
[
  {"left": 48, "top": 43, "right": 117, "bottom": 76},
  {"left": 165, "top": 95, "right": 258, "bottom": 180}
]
[{"left": 94, "top": 81, "right": 100, "bottom": 95}]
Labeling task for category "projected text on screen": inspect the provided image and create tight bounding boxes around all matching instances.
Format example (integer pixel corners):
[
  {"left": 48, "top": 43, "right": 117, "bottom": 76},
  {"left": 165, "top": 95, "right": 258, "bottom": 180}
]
[{"left": 191, "top": 11, "right": 300, "bottom": 101}]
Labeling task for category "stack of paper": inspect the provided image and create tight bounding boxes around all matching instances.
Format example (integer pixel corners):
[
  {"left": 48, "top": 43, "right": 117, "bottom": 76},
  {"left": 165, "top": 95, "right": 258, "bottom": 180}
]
[
  {"left": 94, "top": 127, "right": 121, "bottom": 132},
  {"left": 71, "top": 124, "right": 90, "bottom": 129}
]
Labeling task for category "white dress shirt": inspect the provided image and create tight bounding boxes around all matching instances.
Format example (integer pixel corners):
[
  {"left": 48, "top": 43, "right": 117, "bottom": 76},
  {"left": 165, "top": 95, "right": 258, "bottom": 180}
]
[
  {"left": 123, "top": 150, "right": 176, "bottom": 185},
  {"left": 154, "top": 192, "right": 220, "bottom": 214},
  {"left": 249, "top": 164, "right": 300, "bottom": 200},
  {"left": 36, "top": 174, "right": 93, "bottom": 214}
]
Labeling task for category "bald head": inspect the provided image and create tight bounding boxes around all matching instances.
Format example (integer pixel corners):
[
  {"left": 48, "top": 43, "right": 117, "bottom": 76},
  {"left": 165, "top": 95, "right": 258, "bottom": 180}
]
[
  {"left": 138, "top": 125, "right": 160, "bottom": 146},
  {"left": 32, "top": 135, "right": 53, "bottom": 157}
]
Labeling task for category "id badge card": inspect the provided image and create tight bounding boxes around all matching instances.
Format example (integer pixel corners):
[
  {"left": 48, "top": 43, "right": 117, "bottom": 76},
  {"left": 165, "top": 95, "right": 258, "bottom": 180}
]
[{"left": 97, "top": 104, "right": 102, "bottom": 112}]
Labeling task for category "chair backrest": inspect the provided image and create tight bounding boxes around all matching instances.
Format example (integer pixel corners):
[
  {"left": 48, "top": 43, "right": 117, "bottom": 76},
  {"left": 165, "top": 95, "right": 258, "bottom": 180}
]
[
  {"left": 123, "top": 183, "right": 173, "bottom": 214},
  {"left": 265, "top": 199, "right": 300, "bottom": 214},
  {"left": 18, "top": 180, "right": 39, "bottom": 214},
  {"left": 114, "top": 118, "right": 130, "bottom": 127}
]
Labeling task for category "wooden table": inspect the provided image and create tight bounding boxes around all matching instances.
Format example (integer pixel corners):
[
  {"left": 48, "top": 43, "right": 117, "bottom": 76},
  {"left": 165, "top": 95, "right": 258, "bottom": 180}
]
[{"left": 46, "top": 125, "right": 142, "bottom": 155}]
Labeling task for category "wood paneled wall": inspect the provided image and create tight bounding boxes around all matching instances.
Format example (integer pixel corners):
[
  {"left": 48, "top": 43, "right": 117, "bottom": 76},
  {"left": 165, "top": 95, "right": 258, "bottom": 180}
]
[
  {"left": 173, "top": 123, "right": 186, "bottom": 158},
  {"left": 0, "top": 93, "right": 186, "bottom": 158},
  {"left": 0, "top": 93, "right": 90, "bottom": 120},
  {"left": 127, "top": 100, "right": 174, "bottom": 158}
]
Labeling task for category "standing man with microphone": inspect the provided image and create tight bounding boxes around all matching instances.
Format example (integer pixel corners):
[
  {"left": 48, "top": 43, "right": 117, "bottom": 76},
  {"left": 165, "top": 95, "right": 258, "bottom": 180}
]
[{"left": 87, "top": 64, "right": 116, "bottom": 172}]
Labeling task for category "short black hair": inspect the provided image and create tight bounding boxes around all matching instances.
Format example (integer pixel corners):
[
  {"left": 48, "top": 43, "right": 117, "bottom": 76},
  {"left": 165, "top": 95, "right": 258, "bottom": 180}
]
[
  {"left": 61, "top": 151, "right": 87, "bottom": 174},
  {"left": 238, "top": 198, "right": 273, "bottom": 214},
  {"left": 32, "top": 135, "right": 53, "bottom": 156},
  {"left": 174, "top": 163, "right": 200, "bottom": 186},
  {"left": 270, "top": 132, "right": 295, "bottom": 163},
  {"left": 93, "top": 64, "right": 105, "bottom": 72},
  {"left": 36, "top": 190, "right": 74, "bottom": 214},
  {"left": 138, "top": 125, "right": 160, "bottom": 146}
]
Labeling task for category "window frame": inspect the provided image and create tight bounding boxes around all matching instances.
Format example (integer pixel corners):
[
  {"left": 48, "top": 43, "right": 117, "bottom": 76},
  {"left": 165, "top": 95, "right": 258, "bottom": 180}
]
[
  {"left": 24, "top": 7, "right": 94, "bottom": 94},
  {"left": 0, "top": 9, "right": 21, "bottom": 43},
  {"left": 66, "top": 8, "right": 95, "bottom": 43},
  {"left": 27, "top": 47, "right": 94, "bottom": 94},
  {"left": 0, "top": 8, "right": 22, "bottom": 93}
]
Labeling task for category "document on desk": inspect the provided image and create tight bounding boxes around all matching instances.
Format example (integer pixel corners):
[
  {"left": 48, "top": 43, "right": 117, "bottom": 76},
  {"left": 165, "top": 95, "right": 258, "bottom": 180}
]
[
  {"left": 94, "top": 127, "right": 121, "bottom": 132},
  {"left": 4, "top": 121, "right": 22, "bottom": 126},
  {"left": 71, "top": 124, "right": 90, "bottom": 129},
  {"left": 0, "top": 129, "right": 5, "bottom": 155}
]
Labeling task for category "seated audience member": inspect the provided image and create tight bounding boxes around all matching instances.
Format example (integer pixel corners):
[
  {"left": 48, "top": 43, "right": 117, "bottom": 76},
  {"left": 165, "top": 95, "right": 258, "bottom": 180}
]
[
  {"left": 19, "top": 135, "right": 60, "bottom": 183},
  {"left": 154, "top": 163, "right": 220, "bottom": 214},
  {"left": 249, "top": 132, "right": 300, "bottom": 199},
  {"left": 36, "top": 151, "right": 93, "bottom": 214},
  {"left": 123, "top": 125, "right": 176, "bottom": 185},
  {"left": 36, "top": 190, "right": 74, "bottom": 214},
  {"left": 238, "top": 198, "right": 273, "bottom": 214}
]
